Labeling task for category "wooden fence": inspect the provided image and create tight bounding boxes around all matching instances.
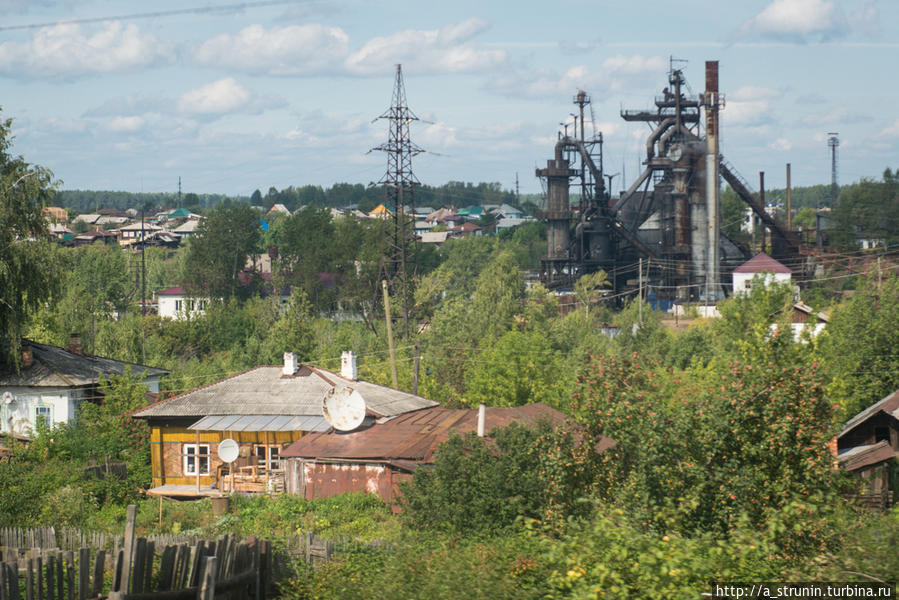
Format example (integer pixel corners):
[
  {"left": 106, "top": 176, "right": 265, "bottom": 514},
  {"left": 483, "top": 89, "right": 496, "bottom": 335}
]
[{"left": 0, "top": 506, "right": 270, "bottom": 600}]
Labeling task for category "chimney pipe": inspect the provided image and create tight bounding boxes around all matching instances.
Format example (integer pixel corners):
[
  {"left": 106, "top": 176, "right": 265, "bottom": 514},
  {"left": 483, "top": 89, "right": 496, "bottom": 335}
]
[
  {"left": 704, "top": 60, "right": 720, "bottom": 302},
  {"left": 477, "top": 404, "right": 486, "bottom": 437},
  {"left": 283, "top": 352, "right": 298, "bottom": 376},
  {"left": 341, "top": 351, "right": 358, "bottom": 381},
  {"left": 68, "top": 333, "right": 83, "bottom": 355}
]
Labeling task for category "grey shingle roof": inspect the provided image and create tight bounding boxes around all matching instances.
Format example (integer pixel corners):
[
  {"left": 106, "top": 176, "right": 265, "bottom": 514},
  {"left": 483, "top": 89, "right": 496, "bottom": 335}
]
[
  {"left": 133, "top": 364, "right": 438, "bottom": 420},
  {"left": 0, "top": 341, "right": 169, "bottom": 387}
]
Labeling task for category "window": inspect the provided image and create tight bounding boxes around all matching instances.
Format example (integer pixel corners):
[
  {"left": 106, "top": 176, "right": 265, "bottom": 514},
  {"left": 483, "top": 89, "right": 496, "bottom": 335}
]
[
  {"left": 35, "top": 406, "right": 51, "bottom": 428},
  {"left": 254, "top": 445, "right": 281, "bottom": 470},
  {"left": 744, "top": 279, "right": 752, "bottom": 289},
  {"left": 184, "top": 444, "right": 210, "bottom": 476},
  {"left": 174, "top": 299, "right": 183, "bottom": 312}
]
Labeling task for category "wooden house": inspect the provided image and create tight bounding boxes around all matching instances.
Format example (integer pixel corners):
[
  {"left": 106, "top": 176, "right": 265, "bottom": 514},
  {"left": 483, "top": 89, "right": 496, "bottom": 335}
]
[
  {"left": 837, "top": 389, "right": 899, "bottom": 508},
  {"left": 132, "top": 351, "right": 438, "bottom": 497}
]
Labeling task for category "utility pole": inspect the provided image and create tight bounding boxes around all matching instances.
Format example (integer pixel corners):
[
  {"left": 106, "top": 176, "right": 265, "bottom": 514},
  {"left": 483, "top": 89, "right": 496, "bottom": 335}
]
[
  {"left": 382, "top": 281, "right": 398, "bottom": 389},
  {"left": 372, "top": 64, "right": 423, "bottom": 339},
  {"left": 638, "top": 257, "right": 643, "bottom": 326}
]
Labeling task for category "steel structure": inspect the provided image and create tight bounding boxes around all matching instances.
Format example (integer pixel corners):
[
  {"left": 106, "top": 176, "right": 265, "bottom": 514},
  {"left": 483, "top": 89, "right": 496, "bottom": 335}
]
[
  {"left": 828, "top": 132, "right": 840, "bottom": 207},
  {"left": 371, "top": 64, "right": 423, "bottom": 335},
  {"left": 537, "top": 60, "right": 801, "bottom": 302}
]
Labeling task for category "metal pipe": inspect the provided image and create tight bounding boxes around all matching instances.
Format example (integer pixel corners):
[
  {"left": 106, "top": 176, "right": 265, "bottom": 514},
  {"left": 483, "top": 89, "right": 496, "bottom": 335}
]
[
  {"left": 477, "top": 404, "right": 486, "bottom": 437},
  {"left": 786, "top": 163, "right": 792, "bottom": 231},
  {"left": 704, "top": 61, "right": 720, "bottom": 301}
]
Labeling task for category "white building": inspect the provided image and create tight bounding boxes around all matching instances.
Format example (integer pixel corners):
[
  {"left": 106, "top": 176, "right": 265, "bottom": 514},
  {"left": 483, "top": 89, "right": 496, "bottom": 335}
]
[
  {"left": 156, "top": 287, "right": 211, "bottom": 320},
  {"left": 732, "top": 253, "right": 792, "bottom": 296},
  {"left": 0, "top": 337, "right": 168, "bottom": 438}
]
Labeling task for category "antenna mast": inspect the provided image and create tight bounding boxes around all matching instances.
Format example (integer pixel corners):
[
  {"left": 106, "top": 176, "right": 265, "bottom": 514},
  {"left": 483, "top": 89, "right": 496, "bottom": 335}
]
[
  {"left": 371, "top": 64, "right": 423, "bottom": 337},
  {"left": 827, "top": 132, "right": 839, "bottom": 207}
]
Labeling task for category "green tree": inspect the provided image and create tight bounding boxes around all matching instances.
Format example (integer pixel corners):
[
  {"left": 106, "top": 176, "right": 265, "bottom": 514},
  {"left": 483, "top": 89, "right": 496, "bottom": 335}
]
[
  {"left": 182, "top": 204, "right": 261, "bottom": 300},
  {"left": 573, "top": 269, "right": 611, "bottom": 317},
  {"left": 0, "top": 111, "right": 59, "bottom": 367}
]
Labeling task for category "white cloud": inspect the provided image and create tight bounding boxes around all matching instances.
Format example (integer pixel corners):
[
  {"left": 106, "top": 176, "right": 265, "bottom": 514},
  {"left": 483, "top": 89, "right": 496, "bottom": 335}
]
[
  {"left": 724, "top": 86, "right": 782, "bottom": 126},
  {"left": 344, "top": 18, "right": 505, "bottom": 75},
  {"left": 601, "top": 55, "right": 666, "bottom": 75},
  {"left": 881, "top": 119, "right": 899, "bottom": 137},
  {"left": 194, "top": 24, "right": 349, "bottom": 75},
  {"left": 105, "top": 116, "right": 145, "bottom": 132},
  {"left": 769, "top": 138, "right": 793, "bottom": 151},
  {"left": 0, "top": 21, "right": 172, "bottom": 78},
  {"left": 740, "top": 0, "right": 846, "bottom": 41},
  {"left": 418, "top": 122, "right": 459, "bottom": 148},
  {"left": 178, "top": 78, "right": 252, "bottom": 116},
  {"left": 730, "top": 86, "right": 782, "bottom": 101}
]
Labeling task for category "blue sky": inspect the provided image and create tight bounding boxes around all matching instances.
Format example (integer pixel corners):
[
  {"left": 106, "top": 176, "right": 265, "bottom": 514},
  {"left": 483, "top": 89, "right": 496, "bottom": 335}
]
[{"left": 0, "top": 0, "right": 896, "bottom": 196}]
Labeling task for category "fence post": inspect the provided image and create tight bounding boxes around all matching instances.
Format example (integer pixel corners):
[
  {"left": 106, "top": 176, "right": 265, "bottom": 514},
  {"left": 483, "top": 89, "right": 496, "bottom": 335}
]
[
  {"left": 197, "top": 556, "right": 216, "bottom": 600},
  {"left": 109, "top": 504, "right": 137, "bottom": 600}
]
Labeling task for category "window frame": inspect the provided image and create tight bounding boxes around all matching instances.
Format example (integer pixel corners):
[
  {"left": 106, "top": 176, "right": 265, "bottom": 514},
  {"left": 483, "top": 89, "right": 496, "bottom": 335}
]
[{"left": 183, "top": 443, "right": 211, "bottom": 476}]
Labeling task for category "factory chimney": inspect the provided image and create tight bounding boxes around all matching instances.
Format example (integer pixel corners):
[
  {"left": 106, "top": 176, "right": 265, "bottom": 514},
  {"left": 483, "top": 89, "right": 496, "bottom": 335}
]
[{"left": 704, "top": 61, "right": 721, "bottom": 301}]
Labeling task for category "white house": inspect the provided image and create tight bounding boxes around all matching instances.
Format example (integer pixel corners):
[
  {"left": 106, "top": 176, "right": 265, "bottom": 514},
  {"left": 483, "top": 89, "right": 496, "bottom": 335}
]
[
  {"left": 732, "top": 253, "right": 792, "bottom": 296},
  {"left": 0, "top": 336, "right": 168, "bottom": 438},
  {"left": 156, "top": 287, "right": 211, "bottom": 320}
]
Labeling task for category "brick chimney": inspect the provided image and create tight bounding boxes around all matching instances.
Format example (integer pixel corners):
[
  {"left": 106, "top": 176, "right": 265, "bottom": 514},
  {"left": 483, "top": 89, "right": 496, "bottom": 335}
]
[
  {"left": 68, "top": 333, "right": 83, "bottom": 355},
  {"left": 341, "top": 351, "right": 357, "bottom": 380},
  {"left": 283, "top": 352, "right": 298, "bottom": 376},
  {"left": 22, "top": 344, "right": 34, "bottom": 368}
]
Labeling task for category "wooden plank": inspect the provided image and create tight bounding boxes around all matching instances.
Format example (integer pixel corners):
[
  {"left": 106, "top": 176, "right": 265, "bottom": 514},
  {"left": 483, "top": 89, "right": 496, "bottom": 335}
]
[
  {"left": 10, "top": 561, "right": 21, "bottom": 600},
  {"left": 44, "top": 554, "right": 54, "bottom": 600},
  {"left": 197, "top": 556, "right": 217, "bottom": 600},
  {"left": 110, "top": 549, "right": 123, "bottom": 598},
  {"left": 55, "top": 553, "right": 63, "bottom": 600},
  {"left": 156, "top": 546, "right": 176, "bottom": 592},
  {"left": 131, "top": 539, "right": 146, "bottom": 594},
  {"left": 187, "top": 542, "right": 204, "bottom": 589},
  {"left": 117, "top": 505, "right": 138, "bottom": 596},
  {"left": 64, "top": 553, "right": 73, "bottom": 600},
  {"left": 25, "top": 558, "right": 33, "bottom": 600},
  {"left": 1, "top": 560, "right": 9, "bottom": 600},
  {"left": 90, "top": 551, "right": 105, "bottom": 599},
  {"left": 77, "top": 549, "right": 89, "bottom": 600}
]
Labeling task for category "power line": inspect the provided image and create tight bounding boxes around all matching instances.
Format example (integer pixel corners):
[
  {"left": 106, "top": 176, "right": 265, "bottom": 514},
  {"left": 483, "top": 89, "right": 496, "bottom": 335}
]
[{"left": 0, "top": 1, "right": 302, "bottom": 32}]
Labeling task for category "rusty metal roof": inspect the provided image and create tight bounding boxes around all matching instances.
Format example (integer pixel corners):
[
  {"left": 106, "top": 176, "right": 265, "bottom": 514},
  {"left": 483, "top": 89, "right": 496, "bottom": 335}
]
[
  {"left": 837, "top": 441, "right": 896, "bottom": 471},
  {"left": 281, "top": 402, "right": 612, "bottom": 465},
  {"left": 0, "top": 341, "right": 169, "bottom": 388},
  {"left": 134, "top": 364, "right": 437, "bottom": 420},
  {"left": 839, "top": 389, "right": 899, "bottom": 438}
]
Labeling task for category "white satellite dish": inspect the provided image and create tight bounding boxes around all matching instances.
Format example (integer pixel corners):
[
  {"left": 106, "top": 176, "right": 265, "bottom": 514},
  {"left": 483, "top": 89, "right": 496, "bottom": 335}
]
[
  {"left": 218, "top": 438, "right": 240, "bottom": 463},
  {"left": 323, "top": 386, "right": 366, "bottom": 432},
  {"left": 2, "top": 392, "right": 13, "bottom": 405}
]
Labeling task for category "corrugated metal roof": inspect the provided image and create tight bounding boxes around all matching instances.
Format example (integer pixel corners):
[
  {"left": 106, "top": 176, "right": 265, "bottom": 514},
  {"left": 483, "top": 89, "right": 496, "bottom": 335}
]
[
  {"left": 282, "top": 403, "right": 614, "bottom": 464},
  {"left": 0, "top": 340, "right": 169, "bottom": 388},
  {"left": 188, "top": 414, "right": 330, "bottom": 432},
  {"left": 134, "top": 364, "right": 437, "bottom": 420}
]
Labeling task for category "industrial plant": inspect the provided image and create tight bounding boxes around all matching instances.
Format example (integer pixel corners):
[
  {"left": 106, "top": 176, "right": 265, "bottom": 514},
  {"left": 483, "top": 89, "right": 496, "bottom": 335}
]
[{"left": 537, "top": 60, "right": 804, "bottom": 304}]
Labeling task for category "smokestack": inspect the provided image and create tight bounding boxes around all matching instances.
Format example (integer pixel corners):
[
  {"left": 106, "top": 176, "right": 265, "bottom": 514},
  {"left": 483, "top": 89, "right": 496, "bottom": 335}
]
[
  {"left": 341, "top": 351, "right": 358, "bottom": 381},
  {"left": 705, "top": 60, "right": 720, "bottom": 301},
  {"left": 68, "top": 333, "right": 83, "bottom": 356},
  {"left": 477, "top": 404, "right": 486, "bottom": 437},
  {"left": 786, "top": 163, "right": 792, "bottom": 231},
  {"left": 22, "top": 345, "right": 33, "bottom": 369},
  {"left": 283, "top": 352, "right": 298, "bottom": 376}
]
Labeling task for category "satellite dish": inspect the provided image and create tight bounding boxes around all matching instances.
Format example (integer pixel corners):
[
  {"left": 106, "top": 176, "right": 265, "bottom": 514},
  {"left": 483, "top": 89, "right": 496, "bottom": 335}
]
[
  {"left": 2, "top": 392, "right": 13, "bottom": 405},
  {"left": 218, "top": 438, "right": 239, "bottom": 464},
  {"left": 323, "top": 386, "right": 366, "bottom": 432}
]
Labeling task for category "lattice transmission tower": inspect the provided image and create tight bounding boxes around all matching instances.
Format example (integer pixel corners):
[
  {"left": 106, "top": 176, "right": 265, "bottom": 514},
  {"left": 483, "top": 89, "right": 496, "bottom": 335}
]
[
  {"left": 371, "top": 64, "right": 423, "bottom": 337},
  {"left": 828, "top": 132, "right": 839, "bottom": 207}
]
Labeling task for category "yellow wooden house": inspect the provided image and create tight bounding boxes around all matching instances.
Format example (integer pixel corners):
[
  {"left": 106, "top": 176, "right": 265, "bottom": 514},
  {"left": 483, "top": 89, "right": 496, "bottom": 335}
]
[{"left": 133, "top": 351, "right": 438, "bottom": 497}]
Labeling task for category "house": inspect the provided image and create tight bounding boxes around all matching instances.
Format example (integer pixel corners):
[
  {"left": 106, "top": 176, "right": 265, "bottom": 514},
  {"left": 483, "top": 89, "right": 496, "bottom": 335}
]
[
  {"left": 731, "top": 252, "right": 792, "bottom": 295},
  {"left": 836, "top": 389, "right": 899, "bottom": 508},
  {"left": 0, "top": 336, "right": 169, "bottom": 438},
  {"left": 47, "top": 222, "right": 73, "bottom": 240},
  {"left": 419, "top": 231, "right": 450, "bottom": 245},
  {"left": 132, "top": 351, "right": 438, "bottom": 497},
  {"left": 491, "top": 204, "right": 524, "bottom": 219},
  {"left": 266, "top": 204, "right": 291, "bottom": 218},
  {"left": 116, "top": 222, "right": 163, "bottom": 242},
  {"left": 280, "top": 402, "right": 615, "bottom": 505},
  {"left": 155, "top": 287, "right": 210, "bottom": 320},
  {"left": 73, "top": 230, "right": 119, "bottom": 246},
  {"left": 172, "top": 217, "right": 202, "bottom": 239},
  {"left": 452, "top": 222, "right": 482, "bottom": 237},
  {"left": 783, "top": 302, "right": 829, "bottom": 341},
  {"left": 41, "top": 207, "right": 68, "bottom": 224},
  {"left": 368, "top": 203, "right": 395, "bottom": 219}
]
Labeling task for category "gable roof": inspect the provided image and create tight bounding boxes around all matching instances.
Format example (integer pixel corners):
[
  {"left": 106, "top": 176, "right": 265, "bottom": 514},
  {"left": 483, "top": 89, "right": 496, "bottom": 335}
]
[
  {"left": 837, "top": 441, "right": 896, "bottom": 471},
  {"left": 281, "top": 403, "right": 585, "bottom": 463},
  {"left": 133, "top": 364, "right": 437, "bottom": 420},
  {"left": 733, "top": 252, "right": 792, "bottom": 274},
  {"left": 0, "top": 341, "right": 169, "bottom": 388},
  {"left": 839, "top": 388, "right": 899, "bottom": 438}
]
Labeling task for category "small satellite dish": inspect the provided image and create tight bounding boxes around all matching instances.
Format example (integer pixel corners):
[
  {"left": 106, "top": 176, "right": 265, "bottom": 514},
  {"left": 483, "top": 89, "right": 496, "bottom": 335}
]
[
  {"left": 218, "top": 438, "right": 240, "bottom": 464},
  {"left": 2, "top": 392, "right": 13, "bottom": 405},
  {"left": 323, "top": 386, "right": 366, "bottom": 432}
]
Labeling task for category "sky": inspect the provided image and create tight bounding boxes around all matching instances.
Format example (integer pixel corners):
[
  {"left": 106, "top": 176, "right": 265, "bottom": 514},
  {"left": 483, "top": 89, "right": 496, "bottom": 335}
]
[{"left": 0, "top": 0, "right": 896, "bottom": 197}]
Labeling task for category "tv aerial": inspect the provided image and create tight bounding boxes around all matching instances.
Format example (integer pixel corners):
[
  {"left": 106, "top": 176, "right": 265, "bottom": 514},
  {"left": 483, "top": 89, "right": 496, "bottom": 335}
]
[{"left": 323, "top": 386, "right": 367, "bottom": 432}]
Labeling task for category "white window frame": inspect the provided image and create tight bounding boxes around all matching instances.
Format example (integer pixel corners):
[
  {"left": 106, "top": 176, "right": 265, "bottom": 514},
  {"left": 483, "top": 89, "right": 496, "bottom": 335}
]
[
  {"left": 184, "top": 443, "right": 210, "bottom": 476},
  {"left": 254, "top": 445, "right": 282, "bottom": 470},
  {"left": 174, "top": 299, "right": 183, "bottom": 312},
  {"left": 34, "top": 404, "right": 53, "bottom": 429}
]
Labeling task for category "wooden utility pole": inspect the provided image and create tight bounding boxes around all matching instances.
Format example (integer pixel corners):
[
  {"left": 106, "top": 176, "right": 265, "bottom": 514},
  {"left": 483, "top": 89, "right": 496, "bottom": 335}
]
[
  {"left": 412, "top": 339, "right": 420, "bottom": 396},
  {"left": 382, "top": 280, "right": 398, "bottom": 388}
]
